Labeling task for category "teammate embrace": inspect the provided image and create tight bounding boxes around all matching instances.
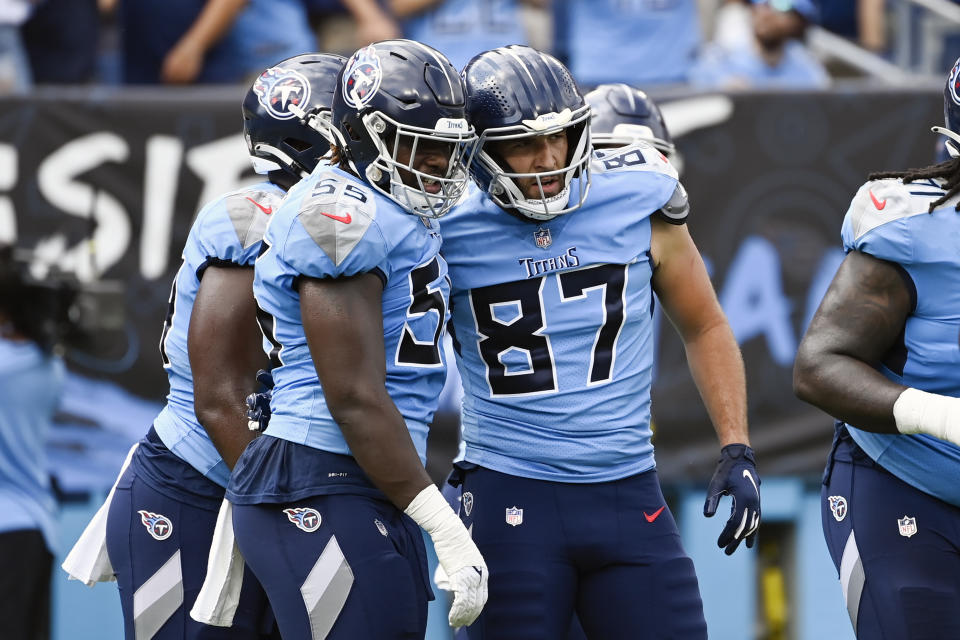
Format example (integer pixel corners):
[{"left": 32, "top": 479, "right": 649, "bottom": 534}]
[{"left": 65, "top": 40, "right": 763, "bottom": 640}]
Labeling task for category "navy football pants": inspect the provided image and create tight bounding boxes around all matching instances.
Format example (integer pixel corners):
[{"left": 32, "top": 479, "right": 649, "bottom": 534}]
[
  {"left": 232, "top": 493, "right": 432, "bottom": 639},
  {"left": 821, "top": 427, "right": 960, "bottom": 639},
  {"left": 105, "top": 463, "right": 276, "bottom": 640},
  {"left": 453, "top": 465, "right": 707, "bottom": 640}
]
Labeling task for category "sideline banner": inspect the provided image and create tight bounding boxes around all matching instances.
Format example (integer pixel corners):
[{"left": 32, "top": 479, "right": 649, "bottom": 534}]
[{"left": 0, "top": 88, "right": 941, "bottom": 486}]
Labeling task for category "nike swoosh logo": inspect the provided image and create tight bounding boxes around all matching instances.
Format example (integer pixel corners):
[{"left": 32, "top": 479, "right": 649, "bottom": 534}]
[
  {"left": 246, "top": 197, "right": 273, "bottom": 215},
  {"left": 644, "top": 506, "right": 665, "bottom": 523},
  {"left": 743, "top": 469, "right": 759, "bottom": 497},
  {"left": 320, "top": 211, "right": 352, "bottom": 224},
  {"left": 868, "top": 189, "right": 886, "bottom": 210}
]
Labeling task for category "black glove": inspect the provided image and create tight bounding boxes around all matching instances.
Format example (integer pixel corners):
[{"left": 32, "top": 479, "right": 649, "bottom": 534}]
[
  {"left": 245, "top": 369, "right": 273, "bottom": 432},
  {"left": 703, "top": 443, "right": 761, "bottom": 555}
]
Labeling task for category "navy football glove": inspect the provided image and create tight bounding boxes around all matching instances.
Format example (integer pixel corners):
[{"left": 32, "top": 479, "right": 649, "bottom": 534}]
[
  {"left": 703, "top": 443, "right": 761, "bottom": 555},
  {"left": 245, "top": 369, "right": 273, "bottom": 432}
]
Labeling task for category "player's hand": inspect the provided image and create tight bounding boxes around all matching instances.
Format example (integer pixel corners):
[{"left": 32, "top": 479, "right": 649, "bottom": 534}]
[
  {"left": 703, "top": 443, "right": 761, "bottom": 555},
  {"left": 245, "top": 369, "right": 274, "bottom": 432},
  {"left": 405, "top": 485, "right": 488, "bottom": 628}
]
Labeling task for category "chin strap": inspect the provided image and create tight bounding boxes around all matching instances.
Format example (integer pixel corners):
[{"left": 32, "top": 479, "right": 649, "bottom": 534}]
[{"left": 931, "top": 126, "right": 960, "bottom": 158}]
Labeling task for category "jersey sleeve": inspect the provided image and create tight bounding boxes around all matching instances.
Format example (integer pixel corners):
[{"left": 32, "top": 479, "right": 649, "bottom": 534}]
[
  {"left": 192, "top": 184, "right": 282, "bottom": 272},
  {"left": 275, "top": 173, "right": 389, "bottom": 283},
  {"left": 592, "top": 142, "right": 686, "bottom": 223},
  {"left": 840, "top": 179, "right": 915, "bottom": 265}
]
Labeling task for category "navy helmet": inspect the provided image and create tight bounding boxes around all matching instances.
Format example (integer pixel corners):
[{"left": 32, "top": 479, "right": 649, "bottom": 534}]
[
  {"left": 584, "top": 83, "right": 681, "bottom": 167},
  {"left": 330, "top": 39, "right": 475, "bottom": 218},
  {"left": 933, "top": 56, "right": 960, "bottom": 158},
  {"left": 462, "top": 45, "right": 592, "bottom": 221},
  {"left": 242, "top": 53, "right": 346, "bottom": 180}
]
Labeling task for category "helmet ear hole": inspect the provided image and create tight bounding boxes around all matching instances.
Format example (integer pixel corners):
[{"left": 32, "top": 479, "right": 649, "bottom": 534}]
[
  {"left": 283, "top": 138, "right": 312, "bottom": 152},
  {"left": 345, "top": 123, "right": 363, "bottom": 142}
]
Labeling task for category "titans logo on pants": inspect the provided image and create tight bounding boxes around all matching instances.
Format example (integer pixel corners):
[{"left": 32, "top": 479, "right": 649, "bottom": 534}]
[
  {"left": 137, "top": 510, "right": 173, "bottom": 540},
  {"left": 284, "top": 507, "right": 322, "bottom": 532}
]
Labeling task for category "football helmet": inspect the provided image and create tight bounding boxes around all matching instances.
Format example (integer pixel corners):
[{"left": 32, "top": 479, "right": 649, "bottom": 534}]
[
  {"left": 585, "top": 83, "right": 679, "bottom": 162},
  {"left": 330, "top": 40, "right": 475, "bottom": 218},
  {"left": 462, "top": 45, "right": 591, "bottom": 221},
  {"left": 242, "top": 53, "right": 346, "bottom": 179},
  {"left": 933, "top": 56, "right": 960, "bottom": 158}
]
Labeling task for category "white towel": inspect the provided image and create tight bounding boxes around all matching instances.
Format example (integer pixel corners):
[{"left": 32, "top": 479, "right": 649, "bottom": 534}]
[
  {"left": 61, "top": 442, "right": 139, "bottom": 586},
  {"left": 190, "top": 498, "right": 245, "bottom": 627}
]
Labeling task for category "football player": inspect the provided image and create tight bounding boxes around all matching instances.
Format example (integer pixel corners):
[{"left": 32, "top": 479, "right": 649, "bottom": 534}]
[
  {"left": 438, "top": 45, "right": 760, "bottom": 639},
  {"left": 62, "top": 53, "right": 346, "bottom": 640},
  {"left": 794, "top": 56, "right": 960, "bottom": 638},
  {"left": 584, "top": 82, "right": 683, "bottom": 174},
  {"left": 225, "top": 40, "right": 487, "bottom": 638}
]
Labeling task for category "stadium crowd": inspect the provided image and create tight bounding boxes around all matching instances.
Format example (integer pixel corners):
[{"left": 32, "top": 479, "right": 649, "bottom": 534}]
[{"left": 4, "top": 0, "right": 957, "bottom": 94}]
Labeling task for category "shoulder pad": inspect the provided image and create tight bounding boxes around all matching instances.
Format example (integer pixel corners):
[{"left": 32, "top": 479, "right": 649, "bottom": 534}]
[
  {"left": 657, "top": 182, "right": 689, "bottom": 224},
  {"left": 591, "top": 141, "right": 678, "bottom": 179},
  {"left": 223, "top": 188, "right": 283, "bottom": 248},
  {"left": 296, "top": 173, "right": 379, "bottom": 266},
  {"left": 845, "top": 178, "right": 931, "bottom": 244}
]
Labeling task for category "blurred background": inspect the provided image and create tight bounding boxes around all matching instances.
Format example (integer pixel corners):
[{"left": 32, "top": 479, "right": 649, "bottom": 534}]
[{"left": 1, "top": 0, "right": 954, "bottom": 638}]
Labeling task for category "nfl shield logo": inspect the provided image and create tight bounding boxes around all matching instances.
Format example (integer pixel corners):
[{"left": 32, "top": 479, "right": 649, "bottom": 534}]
[
  {"left": 897, "top": 515, "right": 917, "bottom": 538},
  {"left": 505, "top": 506, "right": 523, "bottom": 527},
  {"left": 462, "top": 492, "right": 474, "bottom": 517},
  {"left": 534, "top": 227, "right": 552, "bottom": 249}
]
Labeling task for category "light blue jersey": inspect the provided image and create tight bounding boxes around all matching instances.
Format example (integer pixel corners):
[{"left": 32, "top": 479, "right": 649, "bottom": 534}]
[
  {"left": 253, "top": 166, "right": 449, "bottom": 463},
  {"left": 840, "top": 177, "right": 960, "bottom": 507},
  {"left": 154, "top": 181, "right": 283, "bottom": 488},
  {"left": 401, "top": 0, "right": 527, "bottom": 72},
  {"left": 0, "top": 338, "right": 63, "bottom": 552},
  {"left": 442, "top": 143, "right": 682, "bottom": 482},
  {"left": 565, "top": 0, "right": 700, "bottom": 86}
]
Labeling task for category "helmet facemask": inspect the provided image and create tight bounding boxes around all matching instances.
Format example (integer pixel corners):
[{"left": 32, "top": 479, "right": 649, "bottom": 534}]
[
  {"left": 470, "top": 104, "right": 592, "bottom": 221},
  {"left": 339, "top": 110, "right": 476, "bottom": 218}
]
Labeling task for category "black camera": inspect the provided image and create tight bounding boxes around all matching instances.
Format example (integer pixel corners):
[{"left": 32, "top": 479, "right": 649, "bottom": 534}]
[{"left": 0, "top": 245, "right": 124, "bottom": 352}]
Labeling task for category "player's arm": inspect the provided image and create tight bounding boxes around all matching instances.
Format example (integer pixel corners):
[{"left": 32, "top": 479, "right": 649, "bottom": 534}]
[
  {"left": 650, "top": 217, "right": 748, "bottom": 447},
  {"left": 301, "top": 272, "right": 487, "bottom": 627},
  {"left": 189, "top": 265, "right": 267, "bottom": 468},
  {"left": 300, "top": 272, "right": 433, "bottom": 506},
  {"left": 794, "top": 250, "right": 911, "bottom": 432},
  {"left": 651, "top": 217, "right": 759, "bottom": 554}
]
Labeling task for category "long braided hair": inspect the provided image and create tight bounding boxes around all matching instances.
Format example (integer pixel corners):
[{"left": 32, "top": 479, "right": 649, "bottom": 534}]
[{"left": 868, "top": 156, "right": 960, "bottom": 213}]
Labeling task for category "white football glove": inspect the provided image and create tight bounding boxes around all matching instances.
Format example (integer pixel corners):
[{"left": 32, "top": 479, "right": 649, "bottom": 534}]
[{"left": 405, "top": 485, "right": 488, "bottom": 628}]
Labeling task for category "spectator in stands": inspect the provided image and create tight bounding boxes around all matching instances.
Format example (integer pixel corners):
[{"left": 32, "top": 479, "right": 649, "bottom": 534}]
[
  {"left": 113, "top": 0, "right": 317, "bottom": 84},
  {"left": 0, "top": 245, "right": 66, "bottom": 640},
  {"left": 814, "top": 0, "right": 886, "bottom": 53},
  {"left": 391, "top": 0, "right": 528, "bottom": 72},
  {"left": 555, "top": 0, "right": 702, "bottom": 88},
  {"left": 0, "top": 0, "right": 33, "bottom": 93},
  {"left": 690, "top": 0, "right": 829, "bottom": 89},
  {"left": 22, "top": 0, "right": 100, "bottom": 84}
]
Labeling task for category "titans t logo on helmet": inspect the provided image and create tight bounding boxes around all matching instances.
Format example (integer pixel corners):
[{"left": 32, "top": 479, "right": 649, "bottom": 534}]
[
  {"left": 252, "top": 67, "right": 312, "bottom": 121},
  {"left": 342, "top": 45, "right": 383, "bottom": 109}
]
